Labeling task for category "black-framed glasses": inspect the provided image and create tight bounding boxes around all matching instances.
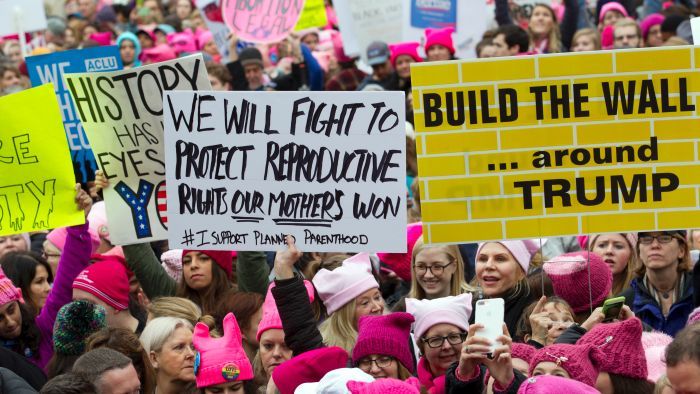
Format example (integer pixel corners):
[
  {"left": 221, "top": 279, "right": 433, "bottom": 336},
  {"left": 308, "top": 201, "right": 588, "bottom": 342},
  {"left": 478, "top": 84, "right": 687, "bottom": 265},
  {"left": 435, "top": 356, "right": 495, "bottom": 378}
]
[
  {"left": 413, "top": 261, "right": 454, "bottom": 276},
  {"left": 357, "top": 356, "right": 395, "bottom": 371},
  {"left": 639, "top": 234, "right": 675, "bottom": 245},
  {"left": 421, "top": 332, "right": 467, "bottom": 348}
]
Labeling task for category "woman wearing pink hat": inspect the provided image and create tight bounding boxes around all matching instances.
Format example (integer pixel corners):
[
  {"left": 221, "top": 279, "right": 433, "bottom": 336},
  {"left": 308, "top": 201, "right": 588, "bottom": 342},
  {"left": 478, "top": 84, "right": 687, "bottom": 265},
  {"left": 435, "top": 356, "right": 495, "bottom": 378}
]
[
  {"left": 386, "top": 42, "right": 422, "bottom": 94},
  {"left": 474, "top": 241, "right": 536, "bottom": 336},
  {"left": 193, "top": 312, "right": 253, "bottom": 393},
  {"left": 409, "top": 238, "right": 473, "bottom": 301},
  {"left": 407, "top": 294, "right": 472, "bottom": 393},
  {"left": 424, "top": 27, "right": 455, "bottom": 61},
  {"left": 0, "top": 234, "right": 29, "bottom": 260},
  {"left": 0, "top": 186, "right": 93, "bottom": 370},
  {"left": 588, "top": 233, "right": 638, "bottom": 300},
  {"left": 598, "top": 2, "right": 629, "bottom": 30}
]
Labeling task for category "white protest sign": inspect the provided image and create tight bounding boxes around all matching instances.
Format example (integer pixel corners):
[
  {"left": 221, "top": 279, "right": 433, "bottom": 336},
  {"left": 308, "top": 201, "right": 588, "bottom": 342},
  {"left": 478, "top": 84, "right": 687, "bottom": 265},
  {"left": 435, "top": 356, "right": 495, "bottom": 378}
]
[
  {"left": 0, "top": 0, "right": 47, "bottom": 36},
  {"left": 403, "top": 0, "right": 489, "bottom": 59},
  {"left": 65, "top": 55, "right": 211, "bottom": 245},
  {"left": 334, "top": 0, "right": 403, "bottom": 60},
  {"left": 163, "top": 91, "right": 407, "bottom": 252}
]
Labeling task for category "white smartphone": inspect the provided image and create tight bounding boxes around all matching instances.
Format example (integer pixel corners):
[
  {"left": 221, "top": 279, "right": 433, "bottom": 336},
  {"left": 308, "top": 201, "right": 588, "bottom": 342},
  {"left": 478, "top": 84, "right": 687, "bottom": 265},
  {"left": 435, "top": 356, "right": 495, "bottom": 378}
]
[{"left": 474, "top": 298, "right": 505, "bottom": 354}]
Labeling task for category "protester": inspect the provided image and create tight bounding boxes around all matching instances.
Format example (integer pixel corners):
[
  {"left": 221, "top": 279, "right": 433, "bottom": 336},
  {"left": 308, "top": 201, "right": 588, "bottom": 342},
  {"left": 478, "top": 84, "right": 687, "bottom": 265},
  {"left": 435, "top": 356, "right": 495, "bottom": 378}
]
[
  {"left": 352, "top": 312, "right": 415, "bottom": 380},
  {"left": 424, "top": 27, "right": 455, "bottom": 61},
  {"left": 665, "top": 324, "right": 700, "bottom": 394},
  {"left": 72, "top": 347, "right": 142, "bottom": 394},
  {"left": 588, "top": 233, "right": 638, "bottom": 299},
  {"left": 613, "top": 18, "right": 643, "bottom": 48},
  {"left": 139, "top": 317, "right": 196, "bottom": 393},
  {"left": 409, "top": 239, "right": 471, "bottom": 300},
  {"left": 571, "top": 28, "right": 601, "bottom": 51},
  {"left": 1, "top": 252, "right": 53, "bottom": 314}
]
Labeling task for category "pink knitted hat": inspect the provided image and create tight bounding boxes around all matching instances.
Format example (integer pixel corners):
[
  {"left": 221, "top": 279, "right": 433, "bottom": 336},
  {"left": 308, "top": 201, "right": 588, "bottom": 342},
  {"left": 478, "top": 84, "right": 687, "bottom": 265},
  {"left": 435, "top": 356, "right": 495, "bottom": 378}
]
[
  {"left": 160, "top": 249, "right": 183, "bottom": 282},
  {"left": 641, "top": 331, "right": 673, "bottom": 349},
  {"left": 512, "top": 342, "right": 537, "bottom": 364},
  {"left": 477, "top": 240, "right": 531, "bottom": 274},
  {"left": 72, "top": 258, "right": 130, "bottom": 311},
  {"left": 644, "top": 346, "right": 667, "bottom": 382},
  {"left": 347, "top": 377, "right": 421, "bottom": 394},
  {"left": 141, "top": 43, "right": 177, "bottom": 63},
  {"left": 312, "top": 253, "right": 379, "bottom": 315},
  {"left": 377, "top": 222, "right": 423, "bottom": 282},
  {"left": 424, "top": 27, "right": 455, "bottom": 54},
  {"left": 89, "top": 32, "right": 112, "bottom": 46},
  {"left": 529, "top": 344, "right": 600, "bottom": 387},
  {"left": 352, "top": 312, "right": 415, "bottom": 373},
  {"left": 601, "top": 25, "right": 615, "bottom": 49},
  {"left": 687, "top": 306, "right": 700, "bottom": 326},
  {"left": 88, "top": 201, "right": 110, "bottom": 242},
  {"left": 598, "top": 2, "right": 628, "bottom": 23},
  {"left": 517, "top": 375, "right": 602, "bottom": 394},
  {"left": 193, "top": 312, "right": 253, "bottom": 388},
  {"left": 641, "top": 13, "right": 665, "bottom": 39},
  {"left": 47, "top": 226, "right": 100, "bottom": 254},
  {"left": 543, "top": 252, "right": 612, "bottom": 313},
  {"left": 272, "top": 346, "right": 349, "bottom": 394},
  {"left": 168, "top": 31, "right": 197, "bottom": 54},
  {"left": 577, "top": 318, "right": 647, "bottom": 379},
  {"left": 389, "top": 42, "right": 422, "bottom": 67},
  {"left": 406, "top": 293, "right": 472, "bottom": 339},
  {"left": 197, "top": 30, "right": 213, "bottom": 51},
  {"left": 257, "top": 280, "right": 315, "bottom": 341},
  {"left": 0, "top": 266, "right": 23, "bottom": 306}
]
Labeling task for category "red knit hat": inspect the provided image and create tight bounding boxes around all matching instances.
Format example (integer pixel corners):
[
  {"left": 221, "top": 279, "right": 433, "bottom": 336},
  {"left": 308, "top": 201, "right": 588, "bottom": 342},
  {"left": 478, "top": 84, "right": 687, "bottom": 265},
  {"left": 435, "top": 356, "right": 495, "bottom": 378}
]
[
  {"left": 182, "top": 250, "right": 233, "bottom": 278},
  {"left": 577, "top": 318, "right": 647, "bottom": 379},
  {"left": 352, "top": 312, "right": 415, "bottom": 374},
  {"left": 347, "top": 377, "right": 421, "bottom": 394},
  {"left": 529, "top": 344, "right": 600, "bottom": 387},
  {"left": 424, "top": 27, "right": 455, "bottom": 54},
  {"left": 72, "top": 258, "right": 130, "bottom": 311},
  {"left": 544, "top": 252, "right": 612, "bottom": 314},
  {"left": 377, "top": 222, "right": 423, "bottom": 282},
  {"left": 272, "top": 346, "right": 349, "bottom": 394}
]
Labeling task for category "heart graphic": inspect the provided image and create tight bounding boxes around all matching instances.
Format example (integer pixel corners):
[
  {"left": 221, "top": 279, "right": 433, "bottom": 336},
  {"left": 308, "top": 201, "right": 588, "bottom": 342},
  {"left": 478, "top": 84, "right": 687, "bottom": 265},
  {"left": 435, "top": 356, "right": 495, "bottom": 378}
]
[{"left": 156, "top": 180, "right": 168, "bottom": 230}]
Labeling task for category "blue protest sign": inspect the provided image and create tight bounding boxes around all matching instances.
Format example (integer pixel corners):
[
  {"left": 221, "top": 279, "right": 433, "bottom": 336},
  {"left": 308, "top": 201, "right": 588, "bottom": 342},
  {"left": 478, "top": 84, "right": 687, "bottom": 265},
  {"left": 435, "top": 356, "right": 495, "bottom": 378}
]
[
  {"left": 26, "top": 46, "right": 122, "bottom": 184},
  {"left": 410, "top": 0, "right": 457, "bottom": 31}
]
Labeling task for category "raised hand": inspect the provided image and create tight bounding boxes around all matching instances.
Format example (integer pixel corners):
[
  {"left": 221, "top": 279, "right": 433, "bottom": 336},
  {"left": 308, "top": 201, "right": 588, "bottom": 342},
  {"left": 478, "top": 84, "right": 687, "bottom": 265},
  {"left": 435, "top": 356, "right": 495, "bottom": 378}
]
[{"left": 273, "top": 235, "right": 301, "bottom": 280}]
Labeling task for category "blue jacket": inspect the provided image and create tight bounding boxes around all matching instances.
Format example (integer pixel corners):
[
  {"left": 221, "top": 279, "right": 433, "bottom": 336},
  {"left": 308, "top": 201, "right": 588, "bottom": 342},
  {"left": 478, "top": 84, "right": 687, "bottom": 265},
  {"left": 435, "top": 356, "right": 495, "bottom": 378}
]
[{"left": 630, "top": 272, "right": 694, "bottom": 337}]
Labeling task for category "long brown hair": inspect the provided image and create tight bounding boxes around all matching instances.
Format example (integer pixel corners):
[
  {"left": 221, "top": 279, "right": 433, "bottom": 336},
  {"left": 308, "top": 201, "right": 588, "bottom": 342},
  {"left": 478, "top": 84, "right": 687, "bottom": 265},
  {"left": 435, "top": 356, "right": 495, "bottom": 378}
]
[
  {"left": 589, "top": 233, "right": 639, "bottom": 296},
  {"left": 176, "top": 261, "right": 233, "bottom": 315}
]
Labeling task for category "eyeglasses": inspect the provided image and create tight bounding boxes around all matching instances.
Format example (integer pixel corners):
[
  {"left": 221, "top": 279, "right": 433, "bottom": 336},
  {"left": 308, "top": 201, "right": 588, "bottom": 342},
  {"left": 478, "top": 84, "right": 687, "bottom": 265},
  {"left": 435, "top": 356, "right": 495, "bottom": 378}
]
[
  {"left": 639, "top": 234, "right": 676, "bottom": 245},
  {"left": 42, "top": 252, "right": 60, "bottom": 259},
  {"left": 421, "top": 332, "right": 467, "bottom": 348},
  {"left": 414, "top": 261, "right": 454, "bottom": 276},
  {"left": 357, "top": 356, "right": 394, "bottom": 371}
]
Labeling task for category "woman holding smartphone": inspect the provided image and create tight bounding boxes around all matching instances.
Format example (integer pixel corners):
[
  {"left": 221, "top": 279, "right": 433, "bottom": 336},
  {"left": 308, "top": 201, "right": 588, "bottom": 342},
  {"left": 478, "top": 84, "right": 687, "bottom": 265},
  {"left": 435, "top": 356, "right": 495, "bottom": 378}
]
[
  {"left": 625, "top": 230, "right": 694, "bottom": 336},
  {"left": 473, "top": 241, "right": 536, "bottom": 336}
]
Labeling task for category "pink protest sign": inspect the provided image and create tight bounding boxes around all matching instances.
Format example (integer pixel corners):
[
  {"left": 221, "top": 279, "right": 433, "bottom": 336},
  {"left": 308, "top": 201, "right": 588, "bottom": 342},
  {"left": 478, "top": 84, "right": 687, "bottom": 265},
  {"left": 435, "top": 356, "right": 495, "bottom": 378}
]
[{"left": 222, "top": 0, "right": 304, "bottom": 43}]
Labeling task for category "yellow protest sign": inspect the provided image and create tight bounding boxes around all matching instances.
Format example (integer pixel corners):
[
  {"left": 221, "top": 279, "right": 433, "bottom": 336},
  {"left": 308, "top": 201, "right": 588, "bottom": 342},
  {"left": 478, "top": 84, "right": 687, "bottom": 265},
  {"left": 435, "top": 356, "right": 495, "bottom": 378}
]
[
  {"left": 412, "top": 47, "right": 700, "bottom": 244},
  {"left": 0, "top": 84, "right": 83, "bottom": 236},
  {"left": 294, "top": 0, "right": 328, "bottom": 31}
]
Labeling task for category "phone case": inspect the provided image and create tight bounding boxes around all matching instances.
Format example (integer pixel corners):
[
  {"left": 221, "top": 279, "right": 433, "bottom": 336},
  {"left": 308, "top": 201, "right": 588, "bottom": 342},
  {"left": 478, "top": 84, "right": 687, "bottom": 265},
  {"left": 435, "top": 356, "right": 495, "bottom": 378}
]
[{"left": 474, "top": 298, "right": 505, "bottom": 353}]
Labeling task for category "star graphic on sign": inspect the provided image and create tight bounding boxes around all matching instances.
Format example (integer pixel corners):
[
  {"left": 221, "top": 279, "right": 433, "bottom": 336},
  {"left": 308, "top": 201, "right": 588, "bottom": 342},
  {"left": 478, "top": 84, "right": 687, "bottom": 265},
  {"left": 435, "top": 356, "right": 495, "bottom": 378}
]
[
  {"left": 140, "top": 224, "right": 145, "bottom": 229},
  {"left": 137, "top": 207, "right": 142, "bottom": 211},
  {"left": 142, "top": 191, "right": 147, "bottom": 196},
  {"left": 132, "top": 200, "right": 136, "bottom": 205},
  {"left": 120, "top": 186, "right": 126, "bottom": 192},
  {"left": 138, "top": 215, "right": 143, "bottom": 220},
  {"left": 139, "top": 199, "right": 144, "bottom": 203}
]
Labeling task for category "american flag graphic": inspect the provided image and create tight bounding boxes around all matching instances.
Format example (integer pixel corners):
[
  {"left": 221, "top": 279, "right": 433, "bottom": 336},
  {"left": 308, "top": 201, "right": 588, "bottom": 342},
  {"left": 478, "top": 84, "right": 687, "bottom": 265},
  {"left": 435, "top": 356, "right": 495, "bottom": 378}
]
[{"left": 156, "top": 181, "right": 168, "bottom": 229}]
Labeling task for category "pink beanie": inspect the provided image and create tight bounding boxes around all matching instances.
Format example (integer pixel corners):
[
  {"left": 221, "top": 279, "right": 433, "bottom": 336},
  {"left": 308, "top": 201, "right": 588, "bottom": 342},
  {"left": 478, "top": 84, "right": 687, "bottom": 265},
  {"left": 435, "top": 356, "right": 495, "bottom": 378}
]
[
  {"left": 72, "top": 258, "right": 130, "bottom": 311},
  {"left": 424, "top": 27, "right": 455, "bottom": 54},
  {"left": 197, "top": 30, "right": 213, "bottom": 51},
  {"left": 182, "top": 250, "right": 233, "bottom": 279},
  {"left": 512, "top": 342, "right": 537, "bottom": 364},
  {"left": 389, "top": 42, "right": 422, "bottom": 67},
  {"left": 517, "top": 375, "right": 602, "bottom": 394},
  {"left": 641, "top": 13, "right": 665, "bottom": 39},
  {"left": 477, "top": 240, "right": 531, "bottom": 274},
  {"left": 193, "top": 312, "right": 253, "bottom": 388},
  {"left": 641, "top": 331, "right": 673, "bottom": 349},
  {"left": 88, "top": 201, "right": 110, "bottom": 242},
  {"left": 0, "top": 266, "right": 23, "bottom": 306},
  {"left": 577, "top": 318, "right": 647, "bottom": 379},
  {"left": 312, "top": 253, "right": 379, "bottom": 315},
  {"left": 543, "top": 252, "right": 612, "bottom": 314},
  {"left": 272, "top": 346, "right": 349, "bottom": 394},
  {"left": 347, "top": 377, "right": 421, "bottom": 394},
  {"left": 89, "top": 32, "right": 112, "bottom": 46},
  {"left": 352, "top": 312, "right": 415, "bottom": 374},
  {"left": 529, "top": 344, "right": 600, "bottom": 387},
  {"left": 687, "top": 306, "right": 700, "bottom": 326},
  {"left": 160, "top": 249, "right": 183, "bottom": 282},
  {"left": 599, "top": 2, "right": 628, "bottom": 23},
  {"left": 406, "top": 293, "right": 472, "bottom": 339},
  {"left": 257, "top": 280, "right": 315, "bottom": 341},
  {"left": 168, "top": 31, "right": 197, "bottom": 54},
  {"left": 47, "top": 226, "right": 100, "bottom": 255},
  {"left": 141, "top": 44, "right": 177, "bottom": 63},
  {"left": 377, "top": 222, "right": 423, "bottom": 282},
  {"left": 601, "top": 25, "right": 615, "bottom": 49},
  {"left": 644, "top": 345, "right": 667, "bottom": 382}
]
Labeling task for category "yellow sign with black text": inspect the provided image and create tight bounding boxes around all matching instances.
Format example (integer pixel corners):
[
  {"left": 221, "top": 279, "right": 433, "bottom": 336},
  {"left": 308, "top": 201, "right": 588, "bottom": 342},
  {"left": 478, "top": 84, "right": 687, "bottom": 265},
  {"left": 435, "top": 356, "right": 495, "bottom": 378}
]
[{"left": 412, "top": 47, "right": 700, "bottom": 244}]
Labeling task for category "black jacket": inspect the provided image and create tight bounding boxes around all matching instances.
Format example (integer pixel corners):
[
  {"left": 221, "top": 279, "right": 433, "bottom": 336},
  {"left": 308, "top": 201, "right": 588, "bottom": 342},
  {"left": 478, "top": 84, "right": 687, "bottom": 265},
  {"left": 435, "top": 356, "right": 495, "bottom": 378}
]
[
  {"left": 445, "top": 363, "right": 526, "bottom": 394},
  {"left": 0, "top": 348, "right": 45, "bottom": 391},
  {"left": 271, "top": 275, "right": 324, "bottom": 356}
]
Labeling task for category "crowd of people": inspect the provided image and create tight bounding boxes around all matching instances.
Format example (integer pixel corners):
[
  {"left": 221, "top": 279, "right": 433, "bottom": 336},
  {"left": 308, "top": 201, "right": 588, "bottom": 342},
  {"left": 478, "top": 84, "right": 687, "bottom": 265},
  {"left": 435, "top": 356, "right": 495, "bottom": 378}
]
[{"left": 2, "top": 0, "right": 700, "bottom": 393}]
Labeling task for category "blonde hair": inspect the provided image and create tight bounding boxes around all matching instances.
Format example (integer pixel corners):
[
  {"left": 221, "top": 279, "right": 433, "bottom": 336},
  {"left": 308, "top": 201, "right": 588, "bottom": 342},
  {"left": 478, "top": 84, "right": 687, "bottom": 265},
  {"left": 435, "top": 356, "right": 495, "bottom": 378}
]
[
  {"left": 148, "top": 297, "right": 202, "bottom": 325},
  {"left": 530, "top": 4, "right": 562, "bottom": 53},
  {"left": 572, "top": 28, "right": 601, "bottom": 50},
  {"left": 588, "top": 233, "right": 638, "bottom": 296},
  {"left": 319, "top": 299, "right": 358, "bottom": 354},
  {"left": 409, "top": 237, "right": 473, "bottom": 299}
]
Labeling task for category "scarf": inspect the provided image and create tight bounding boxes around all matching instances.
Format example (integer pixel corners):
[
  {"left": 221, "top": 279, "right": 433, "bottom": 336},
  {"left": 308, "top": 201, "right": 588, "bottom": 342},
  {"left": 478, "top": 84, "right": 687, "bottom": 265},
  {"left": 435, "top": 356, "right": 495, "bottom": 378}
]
[{"left": 417, "top": 357, "right": 446, "bottom": 394}]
